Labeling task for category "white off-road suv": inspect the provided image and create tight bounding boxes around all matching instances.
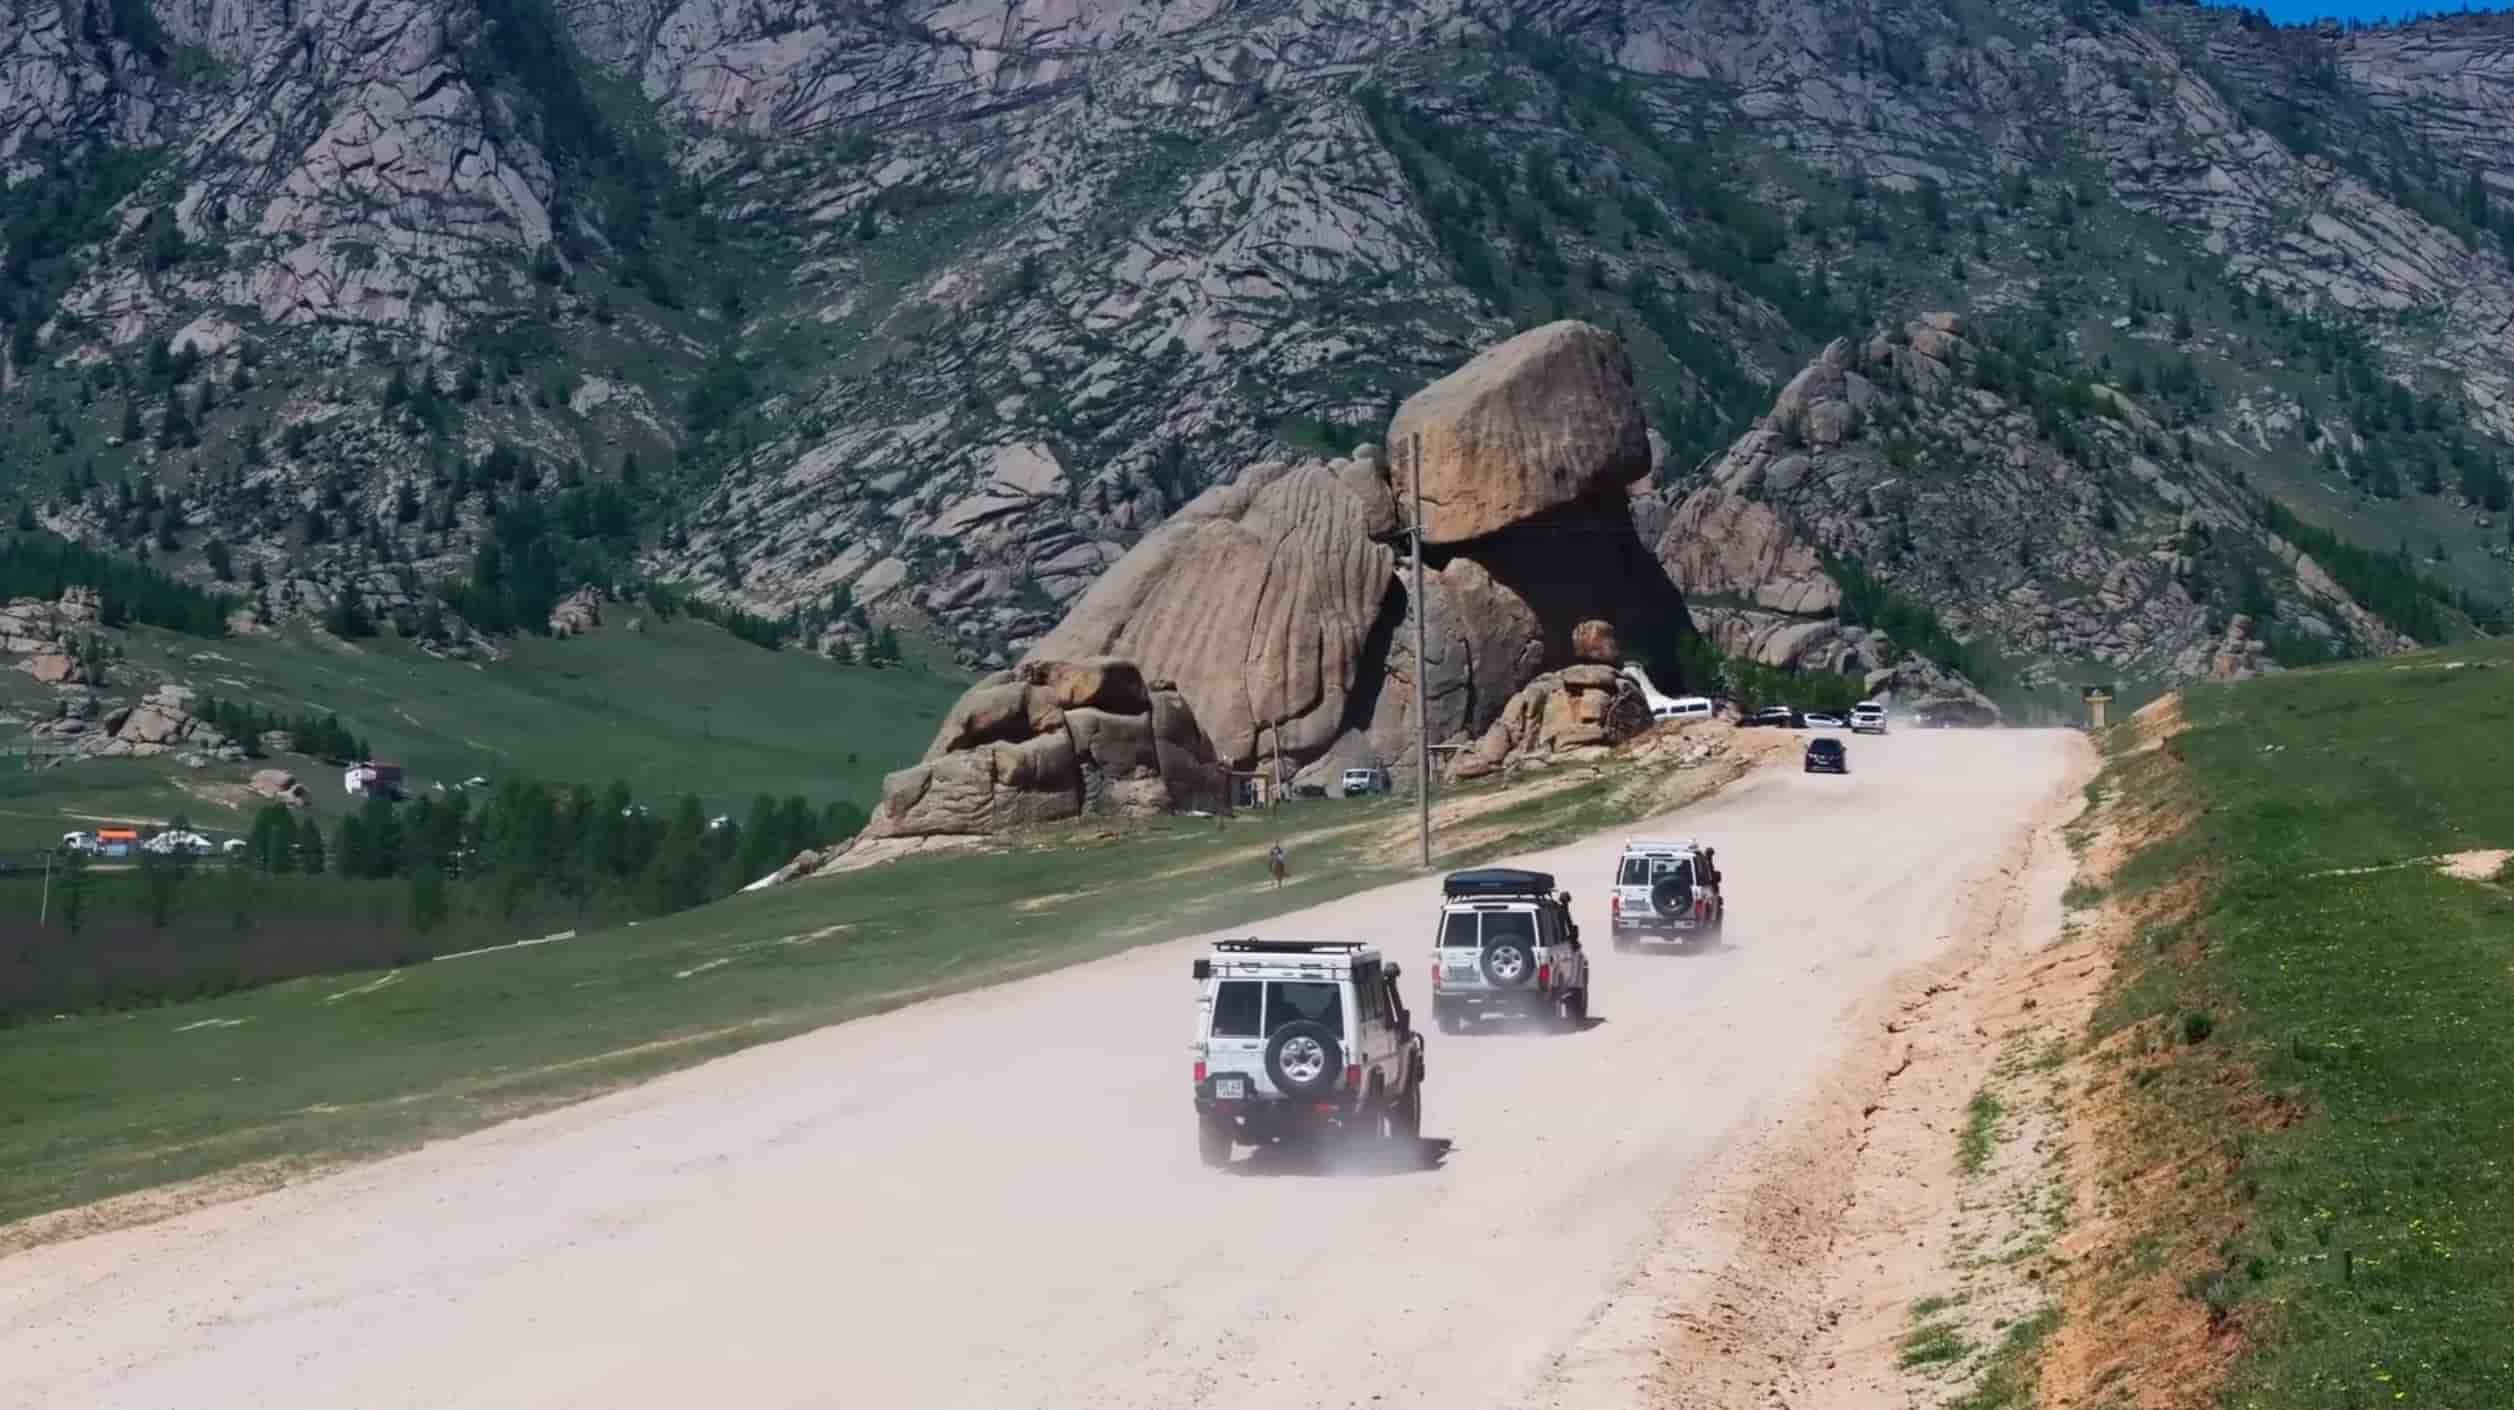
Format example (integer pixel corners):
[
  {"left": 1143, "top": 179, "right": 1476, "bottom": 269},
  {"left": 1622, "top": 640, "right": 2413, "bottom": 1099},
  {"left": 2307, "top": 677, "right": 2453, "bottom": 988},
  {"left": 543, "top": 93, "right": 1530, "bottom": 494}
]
[
  {"left": 1429, "top": 868, "right": 1590, "bottom": 1033},
  {"left": 1191, "top": 940, "right": 1425, "bottom": 1166},
  {"left": 1609, "top": 839, "right": 1725, "bottom": 949}
]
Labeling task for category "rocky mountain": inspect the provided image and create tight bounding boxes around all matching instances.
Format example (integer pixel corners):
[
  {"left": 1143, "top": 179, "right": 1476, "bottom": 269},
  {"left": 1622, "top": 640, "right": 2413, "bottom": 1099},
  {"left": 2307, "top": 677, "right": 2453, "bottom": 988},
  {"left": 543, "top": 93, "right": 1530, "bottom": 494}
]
[{"left": 4, "top": 0, "right": 2511, "bottom": 690}]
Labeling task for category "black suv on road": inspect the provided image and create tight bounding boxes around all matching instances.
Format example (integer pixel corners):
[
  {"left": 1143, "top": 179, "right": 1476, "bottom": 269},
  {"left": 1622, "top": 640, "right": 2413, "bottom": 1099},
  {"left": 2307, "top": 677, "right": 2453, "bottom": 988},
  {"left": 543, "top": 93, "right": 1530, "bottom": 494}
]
[{"left": 1804, "top": 738, "right": 1847, "bottom": 774}]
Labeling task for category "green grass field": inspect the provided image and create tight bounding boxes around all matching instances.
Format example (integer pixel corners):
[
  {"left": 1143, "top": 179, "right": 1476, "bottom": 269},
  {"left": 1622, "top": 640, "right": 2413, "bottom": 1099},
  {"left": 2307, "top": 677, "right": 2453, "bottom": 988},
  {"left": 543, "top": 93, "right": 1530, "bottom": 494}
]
[
  {"left": 0, "top": 764, "right": 1699, "bottom": 1237},
  {"left": 2095, "top": 641, "right": 2514, "bottom": 1407},
  {"left": 0, "top": 618, "right": 966, "bottom": 850}
]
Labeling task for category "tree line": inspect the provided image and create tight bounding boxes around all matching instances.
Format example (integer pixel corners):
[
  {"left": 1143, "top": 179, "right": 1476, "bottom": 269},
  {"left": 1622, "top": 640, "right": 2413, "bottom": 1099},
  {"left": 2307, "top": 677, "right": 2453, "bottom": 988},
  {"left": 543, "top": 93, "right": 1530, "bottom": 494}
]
[{"left": 0, "top": 531, "right": 233, "bottom": 636}]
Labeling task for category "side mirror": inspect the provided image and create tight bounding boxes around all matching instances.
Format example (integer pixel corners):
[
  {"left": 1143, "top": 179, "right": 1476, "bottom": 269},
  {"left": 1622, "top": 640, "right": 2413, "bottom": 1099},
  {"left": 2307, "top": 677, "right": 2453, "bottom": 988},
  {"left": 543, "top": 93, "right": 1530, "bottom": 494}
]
[{"left": 1192, "top": 959, "right": 1212, "bottom": 980}]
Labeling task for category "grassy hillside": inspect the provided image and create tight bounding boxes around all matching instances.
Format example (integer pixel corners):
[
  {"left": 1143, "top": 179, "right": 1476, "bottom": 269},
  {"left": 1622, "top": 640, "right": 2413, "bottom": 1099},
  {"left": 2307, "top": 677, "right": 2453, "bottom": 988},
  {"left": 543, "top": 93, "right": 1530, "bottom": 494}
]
[
  {"left": 0, "top": 617, "right": 965, "bottom": 850},
  {"left": 2082, "top": 643, "right": 2514, "bottom": 1406}
]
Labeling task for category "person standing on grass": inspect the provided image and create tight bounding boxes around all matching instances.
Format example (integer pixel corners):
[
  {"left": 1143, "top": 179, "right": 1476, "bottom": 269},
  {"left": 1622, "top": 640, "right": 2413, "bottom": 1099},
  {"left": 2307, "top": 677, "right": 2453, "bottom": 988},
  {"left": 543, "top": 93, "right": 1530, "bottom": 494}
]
[{"left": 1267, "top": 843, "right": 1288, "bottom": 890}]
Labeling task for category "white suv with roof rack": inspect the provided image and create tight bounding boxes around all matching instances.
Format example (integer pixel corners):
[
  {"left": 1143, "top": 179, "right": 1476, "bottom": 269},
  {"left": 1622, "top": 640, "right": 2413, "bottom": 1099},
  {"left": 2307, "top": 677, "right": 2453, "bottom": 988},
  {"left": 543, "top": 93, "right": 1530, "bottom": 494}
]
[
  {"left": 1429, "top": 867, "right": 1591, "bottom": 1033},
  {"left": 1609, "top": 838, "right": 1725, "bottom": 950},
  {"left": 1851, "top": 700, "right": 1888, "bottom": 734},
  {"left": 1191, "top": 939, "right": 1425, "bottom": 1167}
]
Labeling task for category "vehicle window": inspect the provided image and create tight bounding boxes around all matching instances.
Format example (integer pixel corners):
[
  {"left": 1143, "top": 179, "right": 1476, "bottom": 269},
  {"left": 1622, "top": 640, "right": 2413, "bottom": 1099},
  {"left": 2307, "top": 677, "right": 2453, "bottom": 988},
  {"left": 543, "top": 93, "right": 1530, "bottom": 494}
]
[
  {"left": 1618, "top": 857, "right": 1648, "bottom": 885},
  {"left": 1265, "top": 981, "right": 1342, "bottom": 1034},
  {"left": 1650, "top": 857, "right": 1694, "bottom": 888},
  {"left": 1210, "top": 981, "right": 1261, "bottom": 1038},
  {"left": 1481, "top": 911, "right": 1536, "bottom": 950},
  {"left": 1440, "top": 911, "right": 1479, "bottom": 948}
]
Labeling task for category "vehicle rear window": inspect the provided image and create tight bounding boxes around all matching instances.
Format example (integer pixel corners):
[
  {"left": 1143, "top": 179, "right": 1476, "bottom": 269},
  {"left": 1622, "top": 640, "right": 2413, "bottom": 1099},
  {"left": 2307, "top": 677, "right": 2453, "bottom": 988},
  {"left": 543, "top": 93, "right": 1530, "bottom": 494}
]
[
  {"left": 1266, "top": 981, "right": 1342, "bottom": 1034},
  {"left": 1480, "top": 911, "right": 1536, "bottom": 949},
  {"left": 1210, "top": 980, "right": 1261, "bottom": 1037},
  {"left": 1440, "top": 911, "right": 1479, "bottom": 948},
  {"left": 1618, "top": 858, "right": 1648, "bottom": 885}
]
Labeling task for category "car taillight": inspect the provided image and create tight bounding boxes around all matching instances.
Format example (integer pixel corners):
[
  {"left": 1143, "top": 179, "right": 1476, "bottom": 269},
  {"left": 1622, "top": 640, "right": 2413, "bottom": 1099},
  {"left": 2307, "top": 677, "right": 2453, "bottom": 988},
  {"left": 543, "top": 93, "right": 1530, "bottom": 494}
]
[
  {"left": 1194, "top": 1060, "right": 1208, "bottom": 1084},
  {"left": 1610, "top": 893, "right": 1621, "bottom": 915},
  {"left": 1343, "top": 1064, "right": 1362, "bottom": 1091},
  {"left": 1537, "top": 963, "right": 1551, "bottom": 989},
  {"left": 1431, "top": 964, "right": 1443, "bottom": 990}
]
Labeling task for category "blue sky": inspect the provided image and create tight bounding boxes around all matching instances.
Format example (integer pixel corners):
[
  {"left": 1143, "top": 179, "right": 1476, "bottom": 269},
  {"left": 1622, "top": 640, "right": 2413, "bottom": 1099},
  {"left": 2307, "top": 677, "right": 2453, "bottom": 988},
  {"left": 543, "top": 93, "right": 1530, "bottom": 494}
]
[{"left": 2233, "top": 1, "right": 2514, "bottom": 21}]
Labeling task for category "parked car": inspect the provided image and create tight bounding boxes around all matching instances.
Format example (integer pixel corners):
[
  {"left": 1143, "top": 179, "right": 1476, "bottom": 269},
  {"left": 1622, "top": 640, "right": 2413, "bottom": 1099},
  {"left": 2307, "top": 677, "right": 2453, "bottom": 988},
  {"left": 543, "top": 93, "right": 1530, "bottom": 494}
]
[
  {"left": 1609, "top": 838, "right": 1725, "bottom": 950},
  {"left": 1652, "top": 696, "right": 1715, "bottom": 724},
  {"left": 1804, "top": 738, "right": 1848, "bottom": 774},
  {"left": 1430, "top": 867, "right": 1590, "bottom": 1033},
  {"left": 1748, "top": 705, "right": 1803, "bottom": 729},
  {"left": 1851, "top": 702, "right": 1889, "bottom": 734},
  {"left": 58, "top": 831, "right": 98, "bottom": 855},
  {"left": 1340, "top": 766, "right": 1391, "bottom": 797},
  {"left": 1803, "top": 712, "right": 1846, "bottom": 729},
  {"left": 1191, "top": 939, "right": 1424, "bottom": 1167},
  {"left": 143, "top": 829, "right": 215, "bottom": 857}
]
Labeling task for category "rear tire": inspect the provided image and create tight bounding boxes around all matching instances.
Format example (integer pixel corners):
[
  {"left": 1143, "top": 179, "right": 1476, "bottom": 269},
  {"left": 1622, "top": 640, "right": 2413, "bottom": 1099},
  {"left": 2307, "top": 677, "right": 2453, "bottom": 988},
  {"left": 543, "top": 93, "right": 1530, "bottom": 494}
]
[
  {"left": 1392, "top": 1084, "right": 1422, "bottom": 1141},
  {"left": 1197, "top": 1117, "right": 1232, "bottom": 1168}
]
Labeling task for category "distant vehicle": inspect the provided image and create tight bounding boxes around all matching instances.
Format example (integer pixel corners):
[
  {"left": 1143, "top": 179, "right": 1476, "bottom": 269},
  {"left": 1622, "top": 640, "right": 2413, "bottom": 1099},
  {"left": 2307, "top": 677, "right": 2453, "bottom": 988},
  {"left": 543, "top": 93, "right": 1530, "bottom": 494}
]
[
  {"left": 1652, "top": 697, "right": 1715, "bottom": 724},
  {"left": 708, "top": 815, "right": 736, "bottom": 832},
  {"left": 221, "top": 838, "right": 249, "bottom": 856},
  {"left": 1804, "top": 738, "right": 1848, "bottom": 774},
  {"left": 1804, "top": 712, "right": 1846, "bottom": 730},
  {"left": 1748, "top": 705, "right": 1802, "bottom": 729},
  {"left": 1339, "top": 766, "right": 1391, "bottom": 797},
  {"left": 345, "top": 761, "right": 406, "bottom": 800},
  {"left": 1191, "top": 939, "right": 1424, "bottom": 1167},
  {"left": 1431, "top": 867, "right": 1590, "bottom": 1033},
  {"left": 1851, "top": 702, "right": 1889, "bottom": 735},
  {"left": 1609, "top": 838, "right": 1724, "bottom": 950},
  {"left": 59, "top": 831, "right": 98, "bottom": 855},
  {"left": 143, "top": 829, "right": 215, "bottom": 857},
  {"left": 94, "top": 827, "right": 138, "bottom": 859}
]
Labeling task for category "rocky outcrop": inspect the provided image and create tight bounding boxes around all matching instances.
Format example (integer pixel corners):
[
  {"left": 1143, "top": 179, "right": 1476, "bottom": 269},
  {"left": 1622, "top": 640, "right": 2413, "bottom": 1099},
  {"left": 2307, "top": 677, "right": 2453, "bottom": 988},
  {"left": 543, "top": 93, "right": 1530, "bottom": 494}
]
[
  {"left": 250, "top": 768, "right": 311, "bottom": 806},
  {"left": 71, "top": 685, "right": 238, "bottom": 760},
  {"left": 1028, "top": 321, "right": 1699, "bottom": 791},
  {"left": 1027, "top": 460, "right": 1399, "bottom": 767},
  {"left": 549, "top": 588, "right": 604, "bottom": 638},
  {"left": 1451, "top": 666, "right": 1652, "bottom": 781},
  {"left": 864, "top": 657, "right": 1230, "bottom": 838},
  {"left": 1387, "top": 322, "right": 1652, "bottom": 545},
  {"left": 1658, "top": 317, "right": 2412, "bottom": 691}
]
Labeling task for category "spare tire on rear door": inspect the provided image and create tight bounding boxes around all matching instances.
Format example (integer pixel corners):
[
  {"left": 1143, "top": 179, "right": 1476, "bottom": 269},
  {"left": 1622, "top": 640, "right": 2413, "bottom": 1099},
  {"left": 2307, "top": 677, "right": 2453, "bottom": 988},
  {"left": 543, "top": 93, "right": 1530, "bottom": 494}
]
[
  {"left": 1649, "top": 873, "right": 1694, "bottom": 919},
  {"left": 1480, "top": 936, "right": 1535, "bottom": 988},
  {"left": 1265, "top": 1021, "right": 1343, "bottom": 1097}
]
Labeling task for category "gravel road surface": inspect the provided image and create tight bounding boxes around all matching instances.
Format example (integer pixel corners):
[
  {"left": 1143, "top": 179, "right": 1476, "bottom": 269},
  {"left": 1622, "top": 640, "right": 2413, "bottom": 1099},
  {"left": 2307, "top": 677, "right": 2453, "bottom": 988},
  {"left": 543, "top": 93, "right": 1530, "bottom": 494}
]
[{"left": 1, "top": 728, "right": 2085, "bottom": 1410}]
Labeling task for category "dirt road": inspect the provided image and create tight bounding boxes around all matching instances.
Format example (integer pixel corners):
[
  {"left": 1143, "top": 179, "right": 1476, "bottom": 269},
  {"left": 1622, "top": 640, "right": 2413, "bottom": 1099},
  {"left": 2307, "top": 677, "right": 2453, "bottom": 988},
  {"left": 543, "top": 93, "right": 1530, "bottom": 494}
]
[{"left": 1, "top": 729, "right": 2087, "bottom": 1410}]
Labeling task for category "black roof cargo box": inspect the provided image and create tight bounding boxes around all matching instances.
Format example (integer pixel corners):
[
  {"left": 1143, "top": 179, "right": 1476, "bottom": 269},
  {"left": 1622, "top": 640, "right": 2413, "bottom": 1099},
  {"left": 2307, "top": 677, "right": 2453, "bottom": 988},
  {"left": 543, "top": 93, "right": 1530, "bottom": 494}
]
[{"left": 1441, "top": 867, "right": 1557, "bottom": 899}]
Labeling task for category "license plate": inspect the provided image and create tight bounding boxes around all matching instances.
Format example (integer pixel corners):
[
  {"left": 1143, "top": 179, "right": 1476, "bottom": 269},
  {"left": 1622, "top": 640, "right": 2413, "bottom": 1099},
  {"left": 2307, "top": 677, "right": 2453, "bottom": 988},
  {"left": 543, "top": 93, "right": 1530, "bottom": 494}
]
[{"left": 1214, "top": 1077, "right": 1246, "bottom": 1099}]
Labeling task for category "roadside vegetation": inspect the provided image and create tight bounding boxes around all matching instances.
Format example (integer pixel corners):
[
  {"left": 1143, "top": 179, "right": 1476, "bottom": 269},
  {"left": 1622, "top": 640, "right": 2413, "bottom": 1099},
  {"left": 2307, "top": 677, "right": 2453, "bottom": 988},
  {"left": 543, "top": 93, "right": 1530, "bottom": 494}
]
[{"left": 2064, "top": 643, "right": 2514, "bottom": 1407}]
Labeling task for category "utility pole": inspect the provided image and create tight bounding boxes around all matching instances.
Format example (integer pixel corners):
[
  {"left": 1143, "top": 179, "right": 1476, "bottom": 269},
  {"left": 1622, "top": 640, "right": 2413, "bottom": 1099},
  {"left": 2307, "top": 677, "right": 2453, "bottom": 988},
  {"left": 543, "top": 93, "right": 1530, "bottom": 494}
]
[{"left": 1411, "top": 432, "right": 1430, "bottom": 870}]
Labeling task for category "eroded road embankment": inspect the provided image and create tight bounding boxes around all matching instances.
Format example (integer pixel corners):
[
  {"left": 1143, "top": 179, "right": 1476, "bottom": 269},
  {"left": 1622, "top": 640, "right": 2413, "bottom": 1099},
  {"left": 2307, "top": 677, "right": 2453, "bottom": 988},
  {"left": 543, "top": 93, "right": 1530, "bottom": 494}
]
[{"left": 0, "top": 730, "right": 2087, "bottom": 1410}]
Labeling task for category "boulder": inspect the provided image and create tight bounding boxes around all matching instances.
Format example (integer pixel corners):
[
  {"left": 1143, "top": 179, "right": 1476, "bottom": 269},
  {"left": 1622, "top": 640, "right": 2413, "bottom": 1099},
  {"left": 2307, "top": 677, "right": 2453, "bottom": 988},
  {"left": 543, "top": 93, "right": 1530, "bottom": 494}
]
[
  {"left": 1387, "top": 321, "right": 1651, "bottom": 545},
  {"left": 1572, "top": 619, "right": 1621, "bottom": 664},
  {"left": 1027, "top": 461, "right": 1398, "bottom": 766},
  {"left": 251, "top": 768, "right": 311, "bottom": 806},
  {"left": 865, "top": 657, "right": 1231, "bottom": 839},
  {"left": 1451, "top": 666, "right": 1652, "bottom": 780},
  {"left": 21, "top": 650, "right": 84, "bottom": 685},
  {"left": 549, "top": 587, "right": 603, "bottom": 637}
]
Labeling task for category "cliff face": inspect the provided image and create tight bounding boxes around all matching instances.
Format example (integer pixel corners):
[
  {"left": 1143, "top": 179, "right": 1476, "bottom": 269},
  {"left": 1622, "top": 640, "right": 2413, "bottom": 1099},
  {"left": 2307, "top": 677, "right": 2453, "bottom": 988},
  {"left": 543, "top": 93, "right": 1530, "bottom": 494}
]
[
  {"left": 1656, "top": 315, "right": 2410, "bottom": 694},
  {"left": 3, "top": 0, "right": 2509, "bottom": 680}
]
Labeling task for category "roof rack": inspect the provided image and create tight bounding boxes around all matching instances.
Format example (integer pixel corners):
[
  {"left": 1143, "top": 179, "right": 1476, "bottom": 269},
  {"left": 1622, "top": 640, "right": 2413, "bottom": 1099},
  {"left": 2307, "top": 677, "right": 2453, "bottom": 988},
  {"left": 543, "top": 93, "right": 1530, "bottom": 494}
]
[
  {"left": 1209, "top": 939, "right": 1373, "bottom": 955},
  {"left": 1623, "top": 838, "right": 1701, "bottom": 853},
  {"left": 1442, "top": 867, "right": 1559, "bottom": 899}
]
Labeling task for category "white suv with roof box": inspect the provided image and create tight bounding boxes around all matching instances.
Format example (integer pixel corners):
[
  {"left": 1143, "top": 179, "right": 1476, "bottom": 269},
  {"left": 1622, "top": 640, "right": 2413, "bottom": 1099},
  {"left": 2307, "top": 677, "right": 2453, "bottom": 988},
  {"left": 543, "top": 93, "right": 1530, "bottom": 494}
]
[
  {"left": 1851, "top": 701, "right": 1888, "bottom": 734},
  {"left": 1430, "top": 867, "right": 1590, "bottom": 1033},
  {"left": 1191, "top": 940, "right": 1424, "bottom": 1166},
  {"left": 1609, "top": 838, "right": 1724, "bottom": 949}
]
